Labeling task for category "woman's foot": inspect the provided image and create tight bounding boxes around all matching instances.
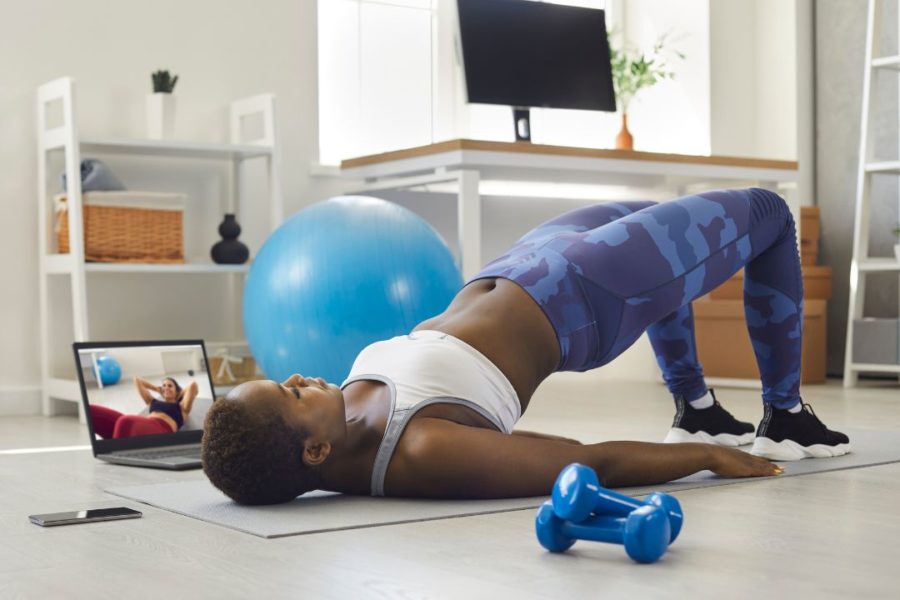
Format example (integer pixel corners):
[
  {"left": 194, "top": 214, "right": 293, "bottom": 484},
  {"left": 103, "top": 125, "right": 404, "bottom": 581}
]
[
  {"left": 750, "top": 403, "right": 851, "bottom": 460},
  {"left": 663, "top": 389, "right": 755, "bottom": 447}
]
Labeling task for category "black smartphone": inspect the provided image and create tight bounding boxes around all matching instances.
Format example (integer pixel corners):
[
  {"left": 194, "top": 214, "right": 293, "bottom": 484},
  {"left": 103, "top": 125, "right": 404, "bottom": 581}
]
[{"left": 29, "top": 507, "right": 142, "bottom": 527}]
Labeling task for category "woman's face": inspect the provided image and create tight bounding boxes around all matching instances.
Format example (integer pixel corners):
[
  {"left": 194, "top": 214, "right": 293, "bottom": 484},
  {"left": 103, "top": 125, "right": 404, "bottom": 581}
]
[
  {"left": 160, "top": 379, "right": 179, "bottom": 401},
  {"left": 232, "top": 376, "right": 346, "bottom": 443}
]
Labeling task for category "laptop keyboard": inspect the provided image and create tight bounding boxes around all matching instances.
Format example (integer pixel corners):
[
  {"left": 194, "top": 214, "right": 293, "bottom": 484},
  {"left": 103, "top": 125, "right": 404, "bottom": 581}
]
[{"left": 118, "top": 446, "right": 201, "bottom": 460}]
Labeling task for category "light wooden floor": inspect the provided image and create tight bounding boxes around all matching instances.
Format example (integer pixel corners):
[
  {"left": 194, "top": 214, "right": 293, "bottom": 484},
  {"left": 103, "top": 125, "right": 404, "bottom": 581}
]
[{"left": 1, "top": 378, "right": 899, "bottom": 599}]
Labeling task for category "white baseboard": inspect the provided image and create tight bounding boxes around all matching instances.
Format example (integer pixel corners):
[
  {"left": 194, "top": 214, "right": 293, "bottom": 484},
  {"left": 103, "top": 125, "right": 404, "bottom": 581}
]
[{"left": 0, "top": 386, "right": 42, "bottom": 416}]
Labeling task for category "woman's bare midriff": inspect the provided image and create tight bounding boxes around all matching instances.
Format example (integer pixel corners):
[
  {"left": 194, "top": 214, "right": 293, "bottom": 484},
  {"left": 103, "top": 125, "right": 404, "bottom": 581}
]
[
  {"left": 413, "top": 278, "right": 561, "bottom": 412},
  {"left": 355, "top": 278, "right": 563, "bottom": 494},
  {"left": 149, "top": 411, "right": 179, "bottom": 433}
]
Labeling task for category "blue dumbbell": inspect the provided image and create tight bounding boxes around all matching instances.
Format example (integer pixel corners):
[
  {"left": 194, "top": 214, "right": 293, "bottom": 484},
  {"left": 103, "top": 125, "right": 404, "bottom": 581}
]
[
  {"left": 535, "top": 501, "right": 670, "bottom": 563},
  {"left": 551, "top": 463, "right": 684, "bottom": 542}
]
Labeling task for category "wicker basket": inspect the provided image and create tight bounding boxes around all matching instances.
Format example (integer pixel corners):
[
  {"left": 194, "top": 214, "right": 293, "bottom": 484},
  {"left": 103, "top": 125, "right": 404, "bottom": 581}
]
[{"left": 55, "top": 191, "right": 185, "bottom": 263}]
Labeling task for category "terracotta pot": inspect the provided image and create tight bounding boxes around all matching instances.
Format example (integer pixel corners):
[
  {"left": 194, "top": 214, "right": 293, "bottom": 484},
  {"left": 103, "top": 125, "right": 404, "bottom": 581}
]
[{"left": 615, "top": 113, "right": 634, "bottom": 151}]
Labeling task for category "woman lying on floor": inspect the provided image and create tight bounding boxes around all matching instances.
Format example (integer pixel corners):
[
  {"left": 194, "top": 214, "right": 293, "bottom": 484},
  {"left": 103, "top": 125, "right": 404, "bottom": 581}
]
[{"left": 202, "top": 188, "right": 849, "bottom": 505}]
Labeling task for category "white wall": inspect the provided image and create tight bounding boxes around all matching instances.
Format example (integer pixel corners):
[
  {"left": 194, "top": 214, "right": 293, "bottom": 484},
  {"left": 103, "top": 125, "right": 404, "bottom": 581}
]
[
  {"left": 709, "top": 0, "right": 798, "bottom": 162},
  {"left": 0, "top": 0, "right": 342, "bottom": 414}
]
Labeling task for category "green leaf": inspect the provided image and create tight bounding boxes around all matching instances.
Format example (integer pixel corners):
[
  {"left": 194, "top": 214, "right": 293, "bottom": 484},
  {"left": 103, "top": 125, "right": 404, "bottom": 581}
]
[{"left": 607, "top": 31, "right": 685, "bottom": 109}]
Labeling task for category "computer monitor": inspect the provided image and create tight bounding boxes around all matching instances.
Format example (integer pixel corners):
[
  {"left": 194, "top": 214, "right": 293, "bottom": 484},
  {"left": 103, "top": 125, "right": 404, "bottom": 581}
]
[{"left": 456, "top": 0, "right": 616, "bottom": 141}]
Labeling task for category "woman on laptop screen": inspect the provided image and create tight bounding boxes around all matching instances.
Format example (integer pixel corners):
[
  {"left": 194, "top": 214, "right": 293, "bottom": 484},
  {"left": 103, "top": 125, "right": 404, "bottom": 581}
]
[{"left": 90, "top": 377, "right": 199, "bottom": 438}]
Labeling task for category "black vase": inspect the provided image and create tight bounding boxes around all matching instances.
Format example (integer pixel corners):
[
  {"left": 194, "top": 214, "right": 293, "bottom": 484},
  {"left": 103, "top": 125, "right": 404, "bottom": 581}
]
[{"left": 211, "top": 214, "right": 249, "bottom": 264}]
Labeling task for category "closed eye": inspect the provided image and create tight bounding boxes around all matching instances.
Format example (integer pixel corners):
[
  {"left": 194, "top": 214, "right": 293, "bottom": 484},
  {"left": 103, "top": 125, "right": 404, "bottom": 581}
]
[{"left": 291, "top": 386, "right": 301, "bottom": 399}]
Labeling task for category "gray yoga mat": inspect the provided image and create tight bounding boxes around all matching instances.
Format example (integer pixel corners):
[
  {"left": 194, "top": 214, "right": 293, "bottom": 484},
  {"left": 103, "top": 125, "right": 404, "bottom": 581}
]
[{"left": 106, "top": 429, "right": 900, "bottom": 538}]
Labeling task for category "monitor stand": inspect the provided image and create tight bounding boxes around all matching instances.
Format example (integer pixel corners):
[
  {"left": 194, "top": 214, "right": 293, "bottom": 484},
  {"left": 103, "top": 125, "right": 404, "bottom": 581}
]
[{"left": 512, "top": 107, "right": 531, "bottom": 142}]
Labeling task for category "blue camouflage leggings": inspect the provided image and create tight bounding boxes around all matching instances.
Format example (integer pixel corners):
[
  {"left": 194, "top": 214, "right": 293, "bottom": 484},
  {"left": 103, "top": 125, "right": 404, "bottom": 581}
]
[{"left": 470, "top": 188, "right": 803, "bottom": 409}]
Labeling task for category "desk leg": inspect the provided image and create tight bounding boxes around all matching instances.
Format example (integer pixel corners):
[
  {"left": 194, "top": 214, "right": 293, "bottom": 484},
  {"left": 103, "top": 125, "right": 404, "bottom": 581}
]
[{"left": 457, "top": 169, "right": 481, "bottom": 280}]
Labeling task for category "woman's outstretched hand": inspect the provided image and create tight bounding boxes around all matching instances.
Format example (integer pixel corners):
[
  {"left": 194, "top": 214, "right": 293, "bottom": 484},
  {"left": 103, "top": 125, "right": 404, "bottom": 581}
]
[{"left": 708, "top": 446, "right": 784, "bottom": 478}]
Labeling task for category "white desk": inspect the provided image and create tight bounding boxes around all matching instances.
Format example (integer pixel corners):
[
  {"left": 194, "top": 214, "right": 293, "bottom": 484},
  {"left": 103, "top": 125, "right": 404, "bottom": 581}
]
[{"left": 341, "top": 139, "right": 799, "bottom": 279}]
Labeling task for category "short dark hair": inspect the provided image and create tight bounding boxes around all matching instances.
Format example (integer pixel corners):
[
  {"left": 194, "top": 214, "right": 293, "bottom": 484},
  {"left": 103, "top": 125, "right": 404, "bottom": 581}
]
[{"left": 201, "top": 397, "right": 320, "bottom": 505}]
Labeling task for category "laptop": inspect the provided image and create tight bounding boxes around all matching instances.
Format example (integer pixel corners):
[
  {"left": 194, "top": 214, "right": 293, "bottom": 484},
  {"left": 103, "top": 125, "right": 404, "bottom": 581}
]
[{"left": 73, "top": 340, "right": 219, "bottom": 470}]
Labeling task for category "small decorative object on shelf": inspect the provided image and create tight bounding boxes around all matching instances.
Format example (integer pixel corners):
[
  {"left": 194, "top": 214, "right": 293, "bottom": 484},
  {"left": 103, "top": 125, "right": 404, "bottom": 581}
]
[
  {"left": 211, "top": 213, "right": 250, "bottom": 264},
  {"left": 147, "top": 69, "right": 179, "bottom": 140},
  {"left": 61, "top": 158, "right": 126, "bottom": 192},
  {"left": 607, "top": 31, "right": 684, "bottom": 150}
]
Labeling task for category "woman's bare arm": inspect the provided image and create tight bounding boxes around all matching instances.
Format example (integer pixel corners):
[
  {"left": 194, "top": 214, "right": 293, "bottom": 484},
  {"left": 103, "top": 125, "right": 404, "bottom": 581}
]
[
  {"left": 511, "top": 430, "right": 581, "bottom": 445},
  {"left": 133, "top": 377, "right": 157, "bottom": 406},
  {"left": 180, "top": 381, "right": 199, "bottom": 415},
  {"left": 387, "top": 419, "right": 781, "bottom": 499}
]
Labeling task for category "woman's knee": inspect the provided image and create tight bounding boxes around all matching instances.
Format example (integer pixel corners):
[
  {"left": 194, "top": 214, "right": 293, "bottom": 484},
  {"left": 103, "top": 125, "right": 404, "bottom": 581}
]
[
  {"left": 747, "top": 188, "right": 793, "bottom": 228},
  {"left": 113, "top": 415, "right": 168, "bottom": 438}
]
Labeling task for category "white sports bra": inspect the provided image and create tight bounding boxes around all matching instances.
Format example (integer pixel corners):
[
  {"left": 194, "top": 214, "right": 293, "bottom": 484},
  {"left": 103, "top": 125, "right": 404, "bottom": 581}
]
[{"left": 341, "top": 330, "right": 521, "bottom": 496}]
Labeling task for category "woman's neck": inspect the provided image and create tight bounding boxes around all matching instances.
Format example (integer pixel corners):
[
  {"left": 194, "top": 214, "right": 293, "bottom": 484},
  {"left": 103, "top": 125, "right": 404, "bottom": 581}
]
[{"left": 318, "top": 380, "right": 391, "bottom": 495}]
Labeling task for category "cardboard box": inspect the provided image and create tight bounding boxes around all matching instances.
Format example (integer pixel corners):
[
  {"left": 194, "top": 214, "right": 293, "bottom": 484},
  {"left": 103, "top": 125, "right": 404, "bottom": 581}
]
[
  {"left": 709, "top": 265, "right": 832, "bottom": 301},
  {"left": 800, "top": 206, "right": 820, "bottom": 266},
  {"left": 209, "top": 355, "right": 263, "bottom": 386},
  {"left": 800, "top": 206, "right": 820, "bottom": 245},
  {"left": 694, "top": 298, "right": 826, "bottom": 383}
]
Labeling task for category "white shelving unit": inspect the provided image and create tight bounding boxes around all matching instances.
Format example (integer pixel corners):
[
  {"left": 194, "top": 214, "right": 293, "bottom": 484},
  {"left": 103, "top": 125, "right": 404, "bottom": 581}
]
[
  {"left": 36, "top": 77, "right": 283, "bottom": 416},
  {"left": 843, "top": 0, "right": 900, "bottom": 386}
]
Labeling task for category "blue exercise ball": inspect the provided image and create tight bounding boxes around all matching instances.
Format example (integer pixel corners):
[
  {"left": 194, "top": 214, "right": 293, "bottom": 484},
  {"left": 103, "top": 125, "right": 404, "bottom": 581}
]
[
  {"left": 243, "top": 196, "right": 462, "bottom": 383},
  {"left": 96, "top": 356, "right": 122, "bottom": 386}
]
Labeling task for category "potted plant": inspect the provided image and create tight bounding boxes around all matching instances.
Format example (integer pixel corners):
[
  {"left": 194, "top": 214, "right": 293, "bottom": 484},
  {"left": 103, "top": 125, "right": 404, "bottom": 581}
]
[
  {"left": 607, "top": 32, "right": 684, "bottom": 150},
  {"left": 147, "top": 69, "right": 179, "bottom": 140}
]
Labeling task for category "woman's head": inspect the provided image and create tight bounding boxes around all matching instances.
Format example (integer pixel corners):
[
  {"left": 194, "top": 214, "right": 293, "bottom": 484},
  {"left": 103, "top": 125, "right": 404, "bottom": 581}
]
[
  {"left": 160, "top": 377, "right": 182, "bottom": 402},
  {"left": 201, "top": 377, "right": 346, "bottom": 505}
]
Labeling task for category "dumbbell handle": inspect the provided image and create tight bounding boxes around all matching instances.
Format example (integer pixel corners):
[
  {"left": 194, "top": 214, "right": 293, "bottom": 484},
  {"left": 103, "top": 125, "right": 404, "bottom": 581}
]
[
  {"left": 587, "top": 484, "right": 682, "bottom": 527},
  {"left": 560, "top": 514, "right": 625, "bottom": 545},
  {"left": 588, "top": 483, "right": 642, "bottom": 515}
]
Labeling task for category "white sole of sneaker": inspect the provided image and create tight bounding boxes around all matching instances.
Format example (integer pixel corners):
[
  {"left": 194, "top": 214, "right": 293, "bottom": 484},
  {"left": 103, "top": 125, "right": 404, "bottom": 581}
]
[
  {"left": 663, "top": 427, "right": 754, "bottom": 447},
  {"left": 749, "top": 437, "right": 852, "bottom": 461}
]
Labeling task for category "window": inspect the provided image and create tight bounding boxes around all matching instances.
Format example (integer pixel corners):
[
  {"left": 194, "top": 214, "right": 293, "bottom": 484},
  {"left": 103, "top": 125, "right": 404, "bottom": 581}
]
[
  {"left": 317, "top": 0, "right": 436, "bottom": 165},
  {"left": 317, "top": 0, "right": 624, "bottom": 165}
]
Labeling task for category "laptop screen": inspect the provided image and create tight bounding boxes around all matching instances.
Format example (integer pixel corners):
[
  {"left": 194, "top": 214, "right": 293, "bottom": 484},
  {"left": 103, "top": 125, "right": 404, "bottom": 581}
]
[{"left": 74, "top": 340, "right": 217, "bottom": 452}]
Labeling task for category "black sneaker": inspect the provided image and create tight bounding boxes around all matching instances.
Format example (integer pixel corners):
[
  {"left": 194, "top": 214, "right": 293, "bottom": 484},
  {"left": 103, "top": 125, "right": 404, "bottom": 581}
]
[
  {"left": 750, "top": 403, "right": 851, "bottom": 460},
  {"left": 663, "top": 389, "right": 755, "bottom": 447}
]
